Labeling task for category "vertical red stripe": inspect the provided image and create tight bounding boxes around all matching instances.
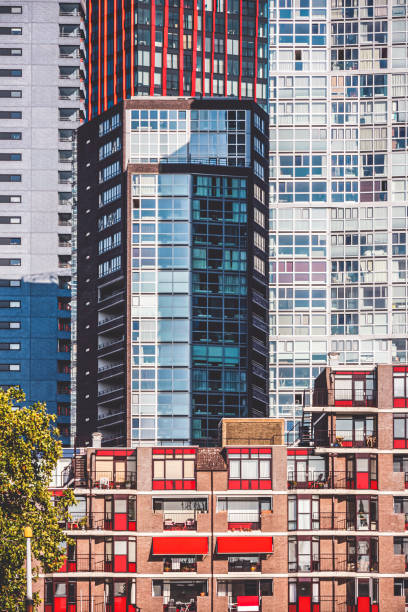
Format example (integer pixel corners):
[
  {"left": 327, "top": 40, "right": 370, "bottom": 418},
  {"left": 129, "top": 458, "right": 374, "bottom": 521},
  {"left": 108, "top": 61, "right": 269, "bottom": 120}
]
[
  {"left": 162, "top": 0, "right": 168, "bottom": 95},
  {"left": 201, "top": 0, "right": 205, "bottom": 96},
  {"left": 224, "top": 0, "right": 228, "bottom": 96},
  {"left": 122, "top": 0, "right": 126, "bottom": 100},
  {"left": 131, "top": 0, "right": 135, "bottom": 95},
  {"left": 98, "top": 0, "right": 101, "bottom": 115},
  {"left": 238, "top": 0, "right": 242, "bottom": 99},
  {"left": 104, "top": 0, "right": 108, "bottom": 110},
  {"left": 191, "top": 0, "right": 198, "bottom": 96},
  {"left": 113, "top": 0, "right": 117, "bottom": 104},
  {"left": 88, "top": 0, "right": 93, "bottom": 119},
  {"left": 254, "top": 0, "right": 258, "bottom": 102},
  {"left": 150, "top": 0, "right": 156, "bottom": 95},
  {"left": 179, "top": 0, "right": 184, "bottom": 95},
  {"left": 210, "top": 3, "right": 215, "bottom": 96}
]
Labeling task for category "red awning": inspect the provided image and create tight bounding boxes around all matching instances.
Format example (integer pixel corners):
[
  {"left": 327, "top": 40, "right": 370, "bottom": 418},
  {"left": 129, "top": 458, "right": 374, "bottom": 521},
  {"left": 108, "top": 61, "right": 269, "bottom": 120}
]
[
  {"left": 152, "top": 536, "right": 208, "bottom": 555},
  {"left": 217, "top": 536, "right": 273, "bottom": 554}
]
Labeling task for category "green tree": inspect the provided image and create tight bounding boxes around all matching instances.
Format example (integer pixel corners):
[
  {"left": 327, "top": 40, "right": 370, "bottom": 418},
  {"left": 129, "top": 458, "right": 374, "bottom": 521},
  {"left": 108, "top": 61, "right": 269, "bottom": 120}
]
[{"left": 0, "top": 387, "right": 75, "bottom": 611}]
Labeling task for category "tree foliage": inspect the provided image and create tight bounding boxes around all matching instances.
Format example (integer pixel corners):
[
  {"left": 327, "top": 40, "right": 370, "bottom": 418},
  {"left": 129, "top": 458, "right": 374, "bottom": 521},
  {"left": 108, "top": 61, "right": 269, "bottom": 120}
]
[{"left": 0, "top": 387, "right": 75, "bottom": 611}]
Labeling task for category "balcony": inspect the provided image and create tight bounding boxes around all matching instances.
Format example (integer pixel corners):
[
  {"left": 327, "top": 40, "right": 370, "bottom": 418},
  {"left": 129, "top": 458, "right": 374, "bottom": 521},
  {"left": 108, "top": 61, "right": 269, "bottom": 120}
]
[
  {"left": 314, "top": 429, "right": 377, "bottom": 449},
  {"left": 287, "top": 471, "right": 377, "bottom": 491},
  {"left": 91, "top": 470, "right": 136, "bottom": 489},
  {"left": 289, "top": 554, "right": 378, "bottom": 573},
  {"left": 228, "top": 557, "right": 261, "bottom": 572},
  {"left": 160, "top": 511, "right": 198, "bottom": 531},
  {"left": 164, "top": 557, "right": 197, "bottom": 573}
]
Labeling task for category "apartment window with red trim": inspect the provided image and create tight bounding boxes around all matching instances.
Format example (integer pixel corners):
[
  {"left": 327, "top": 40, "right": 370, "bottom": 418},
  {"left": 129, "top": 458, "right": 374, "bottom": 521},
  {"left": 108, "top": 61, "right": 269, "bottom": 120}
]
[
  {"left": 394, "top": 415, "right": 408, "bottom": 448},
  {"left": 394, "top": 366, "right": 408, "bottom": 408},
  {"left": 152, "top": 448, "right": 196, "bottom": 490},
  {"left": 227, "top": 448, "right": 272, "bottom": 490}
]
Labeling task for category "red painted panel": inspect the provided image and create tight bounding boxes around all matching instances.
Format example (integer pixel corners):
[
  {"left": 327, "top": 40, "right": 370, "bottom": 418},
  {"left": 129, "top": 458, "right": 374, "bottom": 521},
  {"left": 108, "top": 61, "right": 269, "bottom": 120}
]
[
  {"left": 184, "top": 480, "right": 196, "bottom": 490},
  {"left": 149, "top": 0, "right": 155, "bottom": 95},
  {"left": 251, "top": 480, "right": 259, "bottom": 488},
  {"left": 179, "top": 0, "right": 184, "bottom": 95},
  {"left": 114, "top": 597, "right": 127, "bottom": 612},
  {"left": 68, "top": 605, "right": 76, "bottom": 612},
  {"left": 45, "top": 606, "right": 53, "bottom": 612},
  {"left": 237, "top": 596, "right": 259, "bottom": 606},
  {"left": 129, "top": 520, "right": 136, "bottom": 531},
  {"left": 289, "top": 606, "right": 297, "bottom": 612},
  {"left": 152, "top": 536, "right": 208, "bottom": 555},
  {"left": 114, "top": 554, "right": 127, "bottom": 572},
  {"left": 394, "top": 439, "right": 407, "bottom": 449},
  {"left": 129, "top": 561, "right": 136, "bottom": 572},
  {"left": 217, "top": 536, "right": 273, "bottom": 554},
  {"left": 153, "top": 481, "right": 165, "bottom": 489},
  {"left": 259, "top": 480, "right": 272, "bottom": 489},
  {"left": 191, "top": 0, "right": 197, "bottom": 95},
  {"left": 59, "top": 558, "right": 67, "bottom": 572},
  {"left": 298, "top": 597, "right": 311, "bottom": 612},
  {"left": 356, "top": 472, "right": 369, "bottom": 489},
  {"left": 114, "top": 513, "right": 128, "bottom": 530},
  {"left": 130, "top": 0, "right": 135, "bottom": 95},
  {"left": 54, "top": 599, "right": 67, "bottom": 612},
  {"left": 312, "top": 605, "right": 320, "bottom": 612},
  {"left": 372, "top": 605, "right": 378, "bottom": 612},
  {"left": 162, "top": 0, "right": 168, "bottom": 95},
  {"left": 335, "top": 400, "right": 353, "bottom": 406},
  {"left": 228, "top": 480, "right": 240, "bottom": 489},
  {"left": 370, "top": 479, "right": 378, "bottom": 490},
  {"left": 394, "top": 366, "right": 407, "bottom": 372},
  {"left": 394, "top": 398, "right": 406, "bottom": 407},
  {"left": 153, "top": 448, "right": 165, "bottom": 454},
  {"left": 357, "top": 597, "right": 370, "bottom": 612}
]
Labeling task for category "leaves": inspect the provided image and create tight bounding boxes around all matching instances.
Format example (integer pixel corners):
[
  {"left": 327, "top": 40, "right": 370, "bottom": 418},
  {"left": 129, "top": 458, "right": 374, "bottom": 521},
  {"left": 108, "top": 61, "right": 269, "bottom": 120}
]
[{"left": 0, "top": 387, "right": 75, "bottom": 611}]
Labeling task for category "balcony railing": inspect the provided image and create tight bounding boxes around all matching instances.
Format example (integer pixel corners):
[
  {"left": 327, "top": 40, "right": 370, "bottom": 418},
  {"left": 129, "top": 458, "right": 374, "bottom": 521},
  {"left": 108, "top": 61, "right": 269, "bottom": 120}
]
[
  {"left": 287, "top": 471, "right": 375, "bottom": 490},
  {"left": 160, "top": 511, "right": 198, "bottom": 531},
  {"left": 65, "top": 512, "right": 113, "bottom": 531},
  {"left": 289, "top": 554, "right": 378, "bottom": 573},
  {"left": 228, "top": 512, "right": 261, "bottom": 531},
  {"left": 228, "top": 559, "right": 261, "bottom": 572},
  {"left": 91, "top": 471, "right": 136, "bottom": 489},
  {"left": 314, "top": 429, "right": 377, "bottom": 448},
  {"left": 61, "top": 554, "right": 113, "bottom": 572},
  {"left": 164, "top": 558, "right": 197, "bottom": 572}
]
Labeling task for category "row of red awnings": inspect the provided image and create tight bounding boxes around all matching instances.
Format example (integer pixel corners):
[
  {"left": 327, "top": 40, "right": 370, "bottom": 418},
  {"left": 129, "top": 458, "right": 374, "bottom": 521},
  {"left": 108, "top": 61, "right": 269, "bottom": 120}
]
[{"left": 152, "top": 536, "right": 273, "bottom": 555}]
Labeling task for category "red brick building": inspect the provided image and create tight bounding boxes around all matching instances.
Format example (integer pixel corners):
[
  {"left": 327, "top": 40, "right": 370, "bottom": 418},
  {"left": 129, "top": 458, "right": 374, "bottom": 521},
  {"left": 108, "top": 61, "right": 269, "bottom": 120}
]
[{"left": 38, "top": 364, "right": 408, "bottom": 611}]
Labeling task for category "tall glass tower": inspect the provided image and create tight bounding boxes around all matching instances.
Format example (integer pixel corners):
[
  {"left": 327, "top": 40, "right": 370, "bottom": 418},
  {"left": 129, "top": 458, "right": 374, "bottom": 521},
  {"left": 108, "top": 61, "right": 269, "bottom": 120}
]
[
  {"left": 269, "top": 0, "right": 408, "bottom": 435},
  {"left": 76, "top": 98, "right": 269, "bottom": 447}
]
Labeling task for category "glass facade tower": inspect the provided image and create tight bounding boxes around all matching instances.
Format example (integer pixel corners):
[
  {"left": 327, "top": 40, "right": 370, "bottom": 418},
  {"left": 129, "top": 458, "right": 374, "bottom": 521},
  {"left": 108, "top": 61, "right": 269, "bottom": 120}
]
[
  {"left": 76, "top": 98, "right": 269, "bottom": 446},
  {"left": 269, "top": 0, "right": 408, "bottom": 435}
]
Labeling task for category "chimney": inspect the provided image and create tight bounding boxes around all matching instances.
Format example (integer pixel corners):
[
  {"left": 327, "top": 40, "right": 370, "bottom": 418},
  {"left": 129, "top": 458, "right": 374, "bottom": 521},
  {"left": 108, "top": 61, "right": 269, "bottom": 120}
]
[
  {"left": 92, "top": 432, "right": 102, "bottom": 448},
  {"left": 328, "top": 351, "right": 340, "bottom": 367}
]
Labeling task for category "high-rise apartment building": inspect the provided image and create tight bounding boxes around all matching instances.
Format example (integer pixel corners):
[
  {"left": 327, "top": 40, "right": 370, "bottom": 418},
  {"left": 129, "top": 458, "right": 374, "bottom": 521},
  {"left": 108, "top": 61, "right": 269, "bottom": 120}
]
[
  {"left": 86, "top": 0, "right": 268, "bottom": 118},
  {"left": 76, "top": 97, "right": 269, "bottom": 447},
  {"left": 269, "top": 0, "right": 408, "bottom": 434},
  {"left": 0, "top": 1, "right": 85, "bottom": 444}
]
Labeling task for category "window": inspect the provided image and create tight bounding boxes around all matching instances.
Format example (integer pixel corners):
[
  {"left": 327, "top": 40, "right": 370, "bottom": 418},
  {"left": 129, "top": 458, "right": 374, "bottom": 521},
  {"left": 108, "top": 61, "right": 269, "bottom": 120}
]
[
  {"left": 228, "top": 449, "right": 272, "bottom": 488},
  {"left": 0, "top": 6, "right": 22, "bottom": 13},
  {"left": 0, "top": 237, "right": 20, "bottom": 245},
  {"left": 0, "top": 111, "right": 21, "bottom": 119},
  {"left": 0, "top": 89, "right": 22, "bottom": 98},
  {"left": 394, "top": 367, "right": 408, "bottom": 407},
  {"left": 254, "top": 255, "right": 265, "bottom": 276},
  {"left": 0, "top": 69, "right": 21, "bottom": 77},
  {"left": 99, "top": 113, "right": 121, "bottom": 137},
  {"left": 98, "top": 255, "right": 121, "bottom": 278},
  {"left": 0, "top": 342, "right": 20, "bottom": 350},
  {"left": 99, "top": 160, "right": 121, "bottom": 184},
  {"left": 0, "top": 363, "right": 20, "bottom": 371},
  {"left": 0, "top": 300, "right": 20, "bottom": 308},
  {"left": 0, "top": 216, "right": 20, "bottom": 223},
  {"left": 0, "top": 258, "right": 20, "bottom": 266},
  {"left": 394, "top": 415, "right": 408, "bottom": 448},
  {"left": 0, "top": 27, "right": 22, "bottom": 35},
  {"left": 99, "top": 183, "right": 121, "bottom": 208},
  {"left": 0, "top": 279, "right": 20, "bottom": 287},
  {"left": 0, "top": 132, "right": 21, "bottom": 140},
  {"left": 0, "top": 47, "right": 21, "bottom": 55},
  {"left": 0, "top": 175, "right": 21, "bottom": 182},
  {"left": 0, "top": 321, "right": 20, "bottom": 329},
  {"left": 0, "top": 153, "right": 21, "bottom": 161},
  {"left": 152, "top": 448, "right": 196, "bottom": 489}
]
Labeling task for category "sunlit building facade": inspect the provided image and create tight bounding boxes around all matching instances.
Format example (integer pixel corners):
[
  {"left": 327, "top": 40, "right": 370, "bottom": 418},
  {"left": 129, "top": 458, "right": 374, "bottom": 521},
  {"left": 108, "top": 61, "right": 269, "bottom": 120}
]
[{"left": 269, "top": 0, "right": 408, "bottom": 434}]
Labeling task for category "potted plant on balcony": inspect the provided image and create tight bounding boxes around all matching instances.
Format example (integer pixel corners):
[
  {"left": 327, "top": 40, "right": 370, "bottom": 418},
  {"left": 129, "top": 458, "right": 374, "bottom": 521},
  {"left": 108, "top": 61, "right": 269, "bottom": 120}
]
[{"left": 79, "top": 516, "right": 88, "bottom": 530}]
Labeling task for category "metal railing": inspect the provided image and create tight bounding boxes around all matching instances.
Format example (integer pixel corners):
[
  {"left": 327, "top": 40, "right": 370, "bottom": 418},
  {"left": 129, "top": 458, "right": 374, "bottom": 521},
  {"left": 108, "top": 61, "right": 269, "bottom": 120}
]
[
  {"left": 287, "top": 471, "right": 370, "bottom": 490},
  {"left": 91, "top": 471, "right": 137, "bottom": 489},
  {"left": 65, "top": 511, "right": 114, "bottom": 530},
  {"left": 289, "top": 554, "right": 378, "bottom": 573},
  {"left": 313, "top": 429, "right": 377, "bottom": 448},
  {"left": 161, "top": 511, "right": 199, "bottom": 531}
]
